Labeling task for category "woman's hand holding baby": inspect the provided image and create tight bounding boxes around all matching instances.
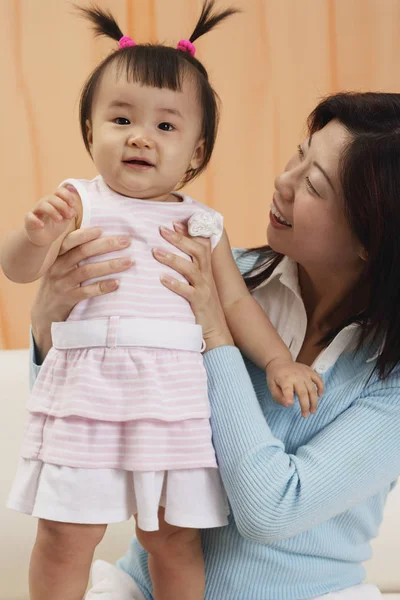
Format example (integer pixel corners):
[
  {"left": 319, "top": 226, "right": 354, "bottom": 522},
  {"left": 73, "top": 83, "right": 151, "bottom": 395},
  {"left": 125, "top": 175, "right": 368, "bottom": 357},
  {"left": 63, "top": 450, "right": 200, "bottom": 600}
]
[
  {"left": 31, "top": 227, "right": 133, "bottom": 361},
  {"left": 154, "top": 223, "right": 234, "bottom": 351}
]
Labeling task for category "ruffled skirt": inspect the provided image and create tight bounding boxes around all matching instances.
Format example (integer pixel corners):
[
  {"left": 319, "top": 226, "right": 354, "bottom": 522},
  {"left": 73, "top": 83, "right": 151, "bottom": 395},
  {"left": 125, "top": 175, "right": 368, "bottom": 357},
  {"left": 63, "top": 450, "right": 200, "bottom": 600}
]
[
  {"left": 8, "top": 458, "right": 229, "bottom": 530},
  {"left": 11, "top": 319, "right": 227, "bottom": 529}
]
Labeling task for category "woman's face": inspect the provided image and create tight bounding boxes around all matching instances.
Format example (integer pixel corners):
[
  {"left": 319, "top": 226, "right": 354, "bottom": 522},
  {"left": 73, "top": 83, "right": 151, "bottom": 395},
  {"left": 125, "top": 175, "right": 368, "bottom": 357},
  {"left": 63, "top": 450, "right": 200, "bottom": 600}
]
[{"left": 267, "top": 119, "right": 364, "bottom": 272}]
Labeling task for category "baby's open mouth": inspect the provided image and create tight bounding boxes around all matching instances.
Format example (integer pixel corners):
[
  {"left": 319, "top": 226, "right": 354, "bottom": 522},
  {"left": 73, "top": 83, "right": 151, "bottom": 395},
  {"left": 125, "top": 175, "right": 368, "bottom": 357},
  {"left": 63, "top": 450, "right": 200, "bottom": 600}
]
[{"left": 124, "top": 159, "right": 154, "bottom": 167}]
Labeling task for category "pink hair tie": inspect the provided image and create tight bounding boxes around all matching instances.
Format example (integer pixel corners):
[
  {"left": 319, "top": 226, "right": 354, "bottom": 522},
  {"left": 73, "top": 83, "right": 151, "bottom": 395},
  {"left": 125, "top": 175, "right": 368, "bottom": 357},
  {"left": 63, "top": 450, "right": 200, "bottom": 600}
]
[
  {"left": 177, "top": 39, "right": 196, "bottom": 57},
  {"left": 119, "top": 35, "right": 136, "bottom": 49}
]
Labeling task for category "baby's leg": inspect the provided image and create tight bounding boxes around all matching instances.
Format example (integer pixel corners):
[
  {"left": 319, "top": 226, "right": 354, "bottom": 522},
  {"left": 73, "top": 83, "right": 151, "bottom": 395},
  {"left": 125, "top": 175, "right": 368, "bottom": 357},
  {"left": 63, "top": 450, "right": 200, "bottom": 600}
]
[
  {"left": 29, "top": 519, "right": 107, "bottom": 600},
  {"left": 136, "top": 508, "right": 204, "bottom": 600}
]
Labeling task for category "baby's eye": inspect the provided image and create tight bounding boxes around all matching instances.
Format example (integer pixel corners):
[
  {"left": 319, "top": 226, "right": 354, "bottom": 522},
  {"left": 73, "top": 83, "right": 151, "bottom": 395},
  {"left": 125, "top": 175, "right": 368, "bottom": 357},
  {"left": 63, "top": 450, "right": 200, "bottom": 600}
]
[
  {"left": 114, "top": 117, "right": 130, "bottom": 125},
  {"left": 158, "top": 122, "right": 175, "bottom": 132}
]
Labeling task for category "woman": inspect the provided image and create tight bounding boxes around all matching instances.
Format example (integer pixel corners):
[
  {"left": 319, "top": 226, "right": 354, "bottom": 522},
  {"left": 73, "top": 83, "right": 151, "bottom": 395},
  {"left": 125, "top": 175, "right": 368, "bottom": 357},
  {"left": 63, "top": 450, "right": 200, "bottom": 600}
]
[{"left": 29, "top": 92, "right": 400, "bottom": 599}]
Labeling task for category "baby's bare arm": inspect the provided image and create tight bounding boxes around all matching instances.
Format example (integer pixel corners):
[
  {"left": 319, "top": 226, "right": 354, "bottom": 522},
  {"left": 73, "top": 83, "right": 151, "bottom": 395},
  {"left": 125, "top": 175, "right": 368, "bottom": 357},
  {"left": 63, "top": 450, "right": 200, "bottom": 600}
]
[
  {"left": 1, "top": 228, "right": 53, "bottom": 283},
  {"left": 212, "top": 235, "right": 324, "bottom": 414},
  {"left": 1, "top": 187, "right": 80, "bottom": 283},
  {"left": 211, "top": 232, "right": 292, "bottom": 369}
]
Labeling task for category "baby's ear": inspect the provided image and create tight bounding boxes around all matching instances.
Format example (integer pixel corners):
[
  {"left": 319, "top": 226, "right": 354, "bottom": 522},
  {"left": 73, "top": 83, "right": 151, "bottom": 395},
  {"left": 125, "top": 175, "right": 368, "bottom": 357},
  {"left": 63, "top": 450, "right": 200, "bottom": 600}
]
[{"left": 190, "top": 138, "right": 206, "bottom": 170}]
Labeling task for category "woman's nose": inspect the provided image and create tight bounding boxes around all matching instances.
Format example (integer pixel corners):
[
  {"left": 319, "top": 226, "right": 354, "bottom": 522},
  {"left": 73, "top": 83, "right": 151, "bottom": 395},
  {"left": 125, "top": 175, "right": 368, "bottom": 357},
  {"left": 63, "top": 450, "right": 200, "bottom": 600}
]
[{"left": 274, "top": 171, "right": 294, "bottom": 203}]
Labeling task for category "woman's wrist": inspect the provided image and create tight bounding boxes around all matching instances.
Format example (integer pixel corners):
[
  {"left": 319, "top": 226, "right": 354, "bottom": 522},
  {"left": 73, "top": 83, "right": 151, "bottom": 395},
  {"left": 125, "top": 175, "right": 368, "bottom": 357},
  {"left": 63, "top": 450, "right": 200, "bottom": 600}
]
[
  {"left": 31, "top": 304, "right": 53, "bottom": 364},
  {"left": 31, "top": 325, "right": 52, "bottom": 364},
  {"left": 203, "top": 329, "right": 235, "bottom": 352}
]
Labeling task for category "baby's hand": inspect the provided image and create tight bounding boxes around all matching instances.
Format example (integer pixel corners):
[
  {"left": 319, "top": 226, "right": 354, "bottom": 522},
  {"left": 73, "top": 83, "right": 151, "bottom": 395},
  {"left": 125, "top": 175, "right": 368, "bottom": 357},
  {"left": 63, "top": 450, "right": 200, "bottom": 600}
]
[
  {"left": 266, "top": 358, "right": 324, "bottom": 418},
  {"left": 24, "top": 187, "right": 77, "bottom": 247}
]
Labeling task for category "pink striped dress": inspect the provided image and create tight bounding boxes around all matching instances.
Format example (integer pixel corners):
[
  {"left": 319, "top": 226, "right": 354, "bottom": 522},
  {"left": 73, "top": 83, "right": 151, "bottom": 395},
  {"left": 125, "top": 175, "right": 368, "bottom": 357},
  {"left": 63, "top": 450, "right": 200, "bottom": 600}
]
[{"left": 21, "top": 176, "right": 223, "bottom": 474}]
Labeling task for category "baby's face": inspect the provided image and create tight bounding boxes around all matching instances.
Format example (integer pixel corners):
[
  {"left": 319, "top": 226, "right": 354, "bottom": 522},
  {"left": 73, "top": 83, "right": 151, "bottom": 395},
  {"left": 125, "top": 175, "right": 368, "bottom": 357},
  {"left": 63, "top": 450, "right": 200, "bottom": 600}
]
[{"left": 86, "top": 64, "right": 204, "bottom": 201}]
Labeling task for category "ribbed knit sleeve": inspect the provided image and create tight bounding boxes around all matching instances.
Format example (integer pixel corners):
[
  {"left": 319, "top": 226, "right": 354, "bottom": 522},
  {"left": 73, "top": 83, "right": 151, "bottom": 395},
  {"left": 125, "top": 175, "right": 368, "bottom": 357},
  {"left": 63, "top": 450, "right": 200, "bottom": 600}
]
[
  {"left": 29, "top": 328, "right": 41, "bottom": 390},
  {"left": 204, "top": 346, "right": 400, "bottom": 544}
]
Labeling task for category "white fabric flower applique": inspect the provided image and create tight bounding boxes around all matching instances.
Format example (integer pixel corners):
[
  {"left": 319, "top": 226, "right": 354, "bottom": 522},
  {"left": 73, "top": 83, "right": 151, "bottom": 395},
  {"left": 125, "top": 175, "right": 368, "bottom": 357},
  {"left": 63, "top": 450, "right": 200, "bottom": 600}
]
[{"left": 188, "top": 210, "right": 223, "bottom": 239}]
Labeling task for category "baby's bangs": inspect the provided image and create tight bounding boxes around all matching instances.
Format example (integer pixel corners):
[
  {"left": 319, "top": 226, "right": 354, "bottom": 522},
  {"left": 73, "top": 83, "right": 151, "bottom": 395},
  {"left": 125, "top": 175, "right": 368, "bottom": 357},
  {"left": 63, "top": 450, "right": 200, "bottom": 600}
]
[{"left": 113, "top": 45, "right": 194, "bottom": 91}]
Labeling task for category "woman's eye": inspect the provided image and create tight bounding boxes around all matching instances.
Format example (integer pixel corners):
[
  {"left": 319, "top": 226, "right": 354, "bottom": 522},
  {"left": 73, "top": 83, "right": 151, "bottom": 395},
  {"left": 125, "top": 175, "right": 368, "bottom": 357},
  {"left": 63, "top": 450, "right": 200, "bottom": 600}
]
[
  {"left": 305, "top": 176, "right": 320, "bottom": 196},
  {"left": 298, "top": 144, "right": 321, "bottom": 197},
  {"left": 158, "top": 122, "right": 175, "bottom": 132},
  {"left": 114, "top": 117, "right": 130, "bottom": 125}
]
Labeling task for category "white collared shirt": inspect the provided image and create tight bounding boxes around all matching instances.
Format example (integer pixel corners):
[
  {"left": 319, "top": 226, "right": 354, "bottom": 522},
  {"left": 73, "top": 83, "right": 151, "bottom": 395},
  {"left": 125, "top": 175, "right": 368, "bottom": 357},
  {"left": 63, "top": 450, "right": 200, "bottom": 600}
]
[{"left": 251, "top": 255, "right": 361, "bottom": 374}]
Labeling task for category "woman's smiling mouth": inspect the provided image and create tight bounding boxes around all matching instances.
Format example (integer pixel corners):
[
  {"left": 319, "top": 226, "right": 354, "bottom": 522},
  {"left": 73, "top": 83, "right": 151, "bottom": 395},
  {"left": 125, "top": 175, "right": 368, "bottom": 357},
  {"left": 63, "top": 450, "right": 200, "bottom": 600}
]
[{"left": 270, "top": 202, "right": 292, "bottom": 227}]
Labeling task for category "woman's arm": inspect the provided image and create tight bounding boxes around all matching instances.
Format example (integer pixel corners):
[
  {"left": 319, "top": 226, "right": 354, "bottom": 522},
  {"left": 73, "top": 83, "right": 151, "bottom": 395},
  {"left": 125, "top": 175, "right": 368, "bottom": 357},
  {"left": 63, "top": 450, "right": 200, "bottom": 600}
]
[
  {"left": 154, "top": 225, "right": 400, "bottom": 544},
  {"left": 205, "top": 347, "right": 400, "bottom": 543}
]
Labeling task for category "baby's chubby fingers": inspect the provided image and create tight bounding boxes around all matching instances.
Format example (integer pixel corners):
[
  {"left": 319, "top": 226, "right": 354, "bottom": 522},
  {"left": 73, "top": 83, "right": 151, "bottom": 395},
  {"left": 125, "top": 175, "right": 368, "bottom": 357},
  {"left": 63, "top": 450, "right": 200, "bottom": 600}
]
[
  {"left": 267, "top": 379, "right": 287, "bottom": 406},
  {"left": 294, "top": 382, "right": 312, "bottom": 418},
  {"left": 280, "top": 383, "right": 295, "bottom": 406},
  {"left": 311, "top": 371, "right": 324, "bottom": 397},
  {"left": 266, "top": 369, "right": 295, "bottom": 407},
  {"left": 32, "top": 197, "right": 69, "bottom": 223},
  {"left": 56, "top": 185, "right": 79, "bottom": 210},
  {"left": 24, "top": 211, "right": 45, "bottom": 230},
  {"left": 48, "top": 194, "right": 76, "bottom": 220},
  {"left": 306, "top": 380, "right": 319, "bottom": 414}
]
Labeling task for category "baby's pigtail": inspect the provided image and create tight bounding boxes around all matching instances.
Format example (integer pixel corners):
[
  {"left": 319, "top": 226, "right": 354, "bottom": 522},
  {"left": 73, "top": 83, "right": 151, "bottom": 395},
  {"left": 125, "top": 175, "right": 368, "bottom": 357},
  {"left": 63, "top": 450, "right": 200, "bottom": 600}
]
[
  {"left": 189, "top": 0, "right": 240, "bottom": 44},
  {"left": 74, "top": 5, "right": 124, "bottom": 42}
]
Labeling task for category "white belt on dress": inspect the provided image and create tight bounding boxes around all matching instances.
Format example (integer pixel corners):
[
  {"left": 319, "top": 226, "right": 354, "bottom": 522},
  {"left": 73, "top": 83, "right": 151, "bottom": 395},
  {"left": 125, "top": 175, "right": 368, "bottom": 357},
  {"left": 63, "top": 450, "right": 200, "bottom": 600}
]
[{"left": 51, "top": 317, "right": 205, "bottom": 353}]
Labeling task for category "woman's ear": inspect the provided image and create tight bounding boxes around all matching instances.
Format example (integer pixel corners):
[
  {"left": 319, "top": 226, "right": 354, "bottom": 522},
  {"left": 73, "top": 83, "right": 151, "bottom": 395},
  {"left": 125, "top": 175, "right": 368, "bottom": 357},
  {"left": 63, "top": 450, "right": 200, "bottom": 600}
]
[
  {"left": 86, "top": 120, "right": 93, "bottom": 150},
  {"left": 190, "top": 139, "right": 205, "bottom": 170}
]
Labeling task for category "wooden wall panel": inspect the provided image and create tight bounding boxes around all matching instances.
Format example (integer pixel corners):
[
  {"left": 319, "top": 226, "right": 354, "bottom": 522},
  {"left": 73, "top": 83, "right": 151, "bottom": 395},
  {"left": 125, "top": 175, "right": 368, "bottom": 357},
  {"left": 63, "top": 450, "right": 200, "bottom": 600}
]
[{"left": 1, "top": 0, "right": 400, "bottom": 348}]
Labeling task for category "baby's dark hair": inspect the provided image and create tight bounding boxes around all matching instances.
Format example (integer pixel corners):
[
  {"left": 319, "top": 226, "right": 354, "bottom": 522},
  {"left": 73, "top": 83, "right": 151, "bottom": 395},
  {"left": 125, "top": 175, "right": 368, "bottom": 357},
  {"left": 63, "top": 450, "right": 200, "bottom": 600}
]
[{"left": 77, "top": 1, "right": 239, "bottom": 186}]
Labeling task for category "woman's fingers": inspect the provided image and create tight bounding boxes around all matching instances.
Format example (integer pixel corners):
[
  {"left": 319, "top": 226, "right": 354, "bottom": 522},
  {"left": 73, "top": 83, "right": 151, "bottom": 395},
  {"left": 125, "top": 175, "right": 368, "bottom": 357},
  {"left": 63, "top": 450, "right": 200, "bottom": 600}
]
[
  {"left": 159, "top": 226, "right": 211, "bottom": 271},
  {"left": 66, "top": 257, "right": 134, "bottom": 288},
  {"left": 152, "top": 248, "right": 203, "bottom": 288},
  {"left": 69, "top": 278, "right": 120, "bottom": 302},
  {"left": 153, "top": 226, "right": 213, "bottom": 300},
  {"left": 159, "top": 274, "right": 194, "bottom": 302},
  {"left": 48, "top": 229, "right": 133, "bottom": 292},
  {"left": 59, "top": 227, "right": 103, "bottom": 255},
  {"left": 59, "top": 231, "right": 131, "bottom": 269},
  {"left": 173, "top": 221, "right": 188, "bottom": 234}
]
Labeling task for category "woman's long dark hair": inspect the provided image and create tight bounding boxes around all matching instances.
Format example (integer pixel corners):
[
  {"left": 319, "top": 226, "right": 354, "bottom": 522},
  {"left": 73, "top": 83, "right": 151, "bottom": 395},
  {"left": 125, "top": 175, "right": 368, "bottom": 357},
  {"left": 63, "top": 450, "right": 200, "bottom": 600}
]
[
  {"left": 75, "top": 1, "right": 239, "bottom": 186},
  {"left": 245, "top": 92, "right": 400, "bottom": 379}
]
